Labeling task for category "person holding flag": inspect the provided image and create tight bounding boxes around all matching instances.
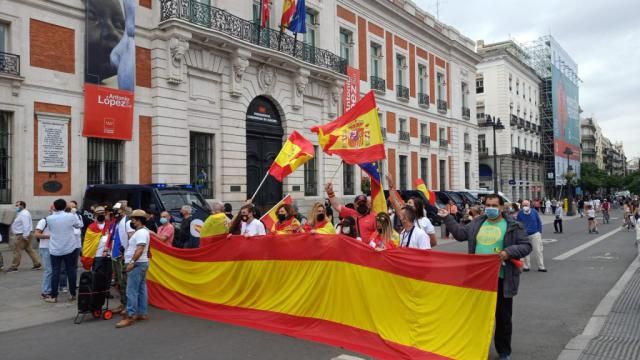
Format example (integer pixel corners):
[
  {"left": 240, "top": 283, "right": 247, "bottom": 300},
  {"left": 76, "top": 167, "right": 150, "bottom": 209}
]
[
  {"left": 325, "top": 187, "right": 376, "bottom": 242},
  {"left": 272, "top": 204, "right": 303, "bottom": 234},
  {"left": 304, "top": 202, "right": 336, "bottom": 234},
  {"left": 386, "top": 175, "right": 437, "bottom": 247}
]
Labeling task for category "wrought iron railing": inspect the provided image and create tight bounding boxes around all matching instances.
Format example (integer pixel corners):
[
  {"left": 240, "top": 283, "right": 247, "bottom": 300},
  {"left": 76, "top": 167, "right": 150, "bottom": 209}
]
[
  {"left": 477, "top": 112, "right": 486, "bottom": 121},
  {"left": 462, "top": 107, "right": 470, "bottom": 120},
  {"left": 370, "top": 76, "right": 386, "bottom": 92},
  {"left": 420, "top": 136, "right": 430, "bottom": 146},
  {"left": 0, "top": 52, "right": 20, "bottom": 76},
  {"left": 464, "top": 143, "right": 472, "bottom": 152},
  {"left": 479, "top": 148, "right": 489, "bottom": 157},
  {"left": 399, "top": 131, "right": 410, "bottom": 142},
  {"left": 437, "top": 99, "right": 447, "bottom": 113},
  {"left": 510, "top": 114, "right": 518, "bottom": 126},
  {"left": 396, "top": 85, "right": 409, "bottom": 100},
  {"left": 160, "top": 0, "right": 347, "bottom": 74},
  {"left": 418, "top": 93, "right": 429, "bottom": 106},
  {"left": 439, "top": 139, "right": 448, "bottom": 148}
]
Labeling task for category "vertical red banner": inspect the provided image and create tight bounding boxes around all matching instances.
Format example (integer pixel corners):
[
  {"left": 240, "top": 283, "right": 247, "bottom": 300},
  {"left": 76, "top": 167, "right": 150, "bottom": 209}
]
[{"left": 342, "top": 66, "right": 360, "bottom": 112}]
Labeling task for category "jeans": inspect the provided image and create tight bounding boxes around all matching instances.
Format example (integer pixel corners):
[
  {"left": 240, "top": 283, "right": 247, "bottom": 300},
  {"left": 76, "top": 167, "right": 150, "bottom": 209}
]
[
  {"left": 39, "top": 248, "right": 52, "bottom": 295},
  {"left": 554, "top": 219, "right": 563, "bottom": 233},
  {"left": 50, "top": 249, "right": 78, "bottom": 298},
  {"left": 126, "top": 262, "right": 149, "bottom": 317},
  {"left": 58, "top": 248, "right": 79, "bottom": 290},
  {"left": 495, "top": 278, "right": 513, "bottom": 356}
]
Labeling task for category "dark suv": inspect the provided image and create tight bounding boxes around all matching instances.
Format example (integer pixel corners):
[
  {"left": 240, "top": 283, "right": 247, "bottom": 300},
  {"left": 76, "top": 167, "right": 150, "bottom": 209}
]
[{"left": 81, "top": 184, "right": 211, "bottom": 224}]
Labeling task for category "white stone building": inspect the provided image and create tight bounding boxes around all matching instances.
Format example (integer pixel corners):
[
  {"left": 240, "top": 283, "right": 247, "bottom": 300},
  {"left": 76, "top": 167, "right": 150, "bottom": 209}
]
[
  {"left": 0, "top": 0, "right": 479, "bottom": 234},
  {"left": 476, "top": 40, "right": 544, "bottom": 201}
]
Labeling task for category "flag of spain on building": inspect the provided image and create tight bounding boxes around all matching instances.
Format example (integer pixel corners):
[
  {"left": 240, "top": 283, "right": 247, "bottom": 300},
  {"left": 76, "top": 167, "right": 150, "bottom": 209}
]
[
  {"left": 311, "top": 91, "right": 385, "bottom": 165},
  {"left": 268, "top": 131, "right": 314, "bottom": 182}
]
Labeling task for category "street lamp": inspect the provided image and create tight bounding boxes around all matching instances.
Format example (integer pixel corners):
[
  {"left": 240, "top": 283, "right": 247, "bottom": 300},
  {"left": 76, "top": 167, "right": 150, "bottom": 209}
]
[
  {"left": 564, "top": 147, "right": 576, "bottom": 216},
  {"left": 481, "top": 115, "right": 505, "bottom": 194}
]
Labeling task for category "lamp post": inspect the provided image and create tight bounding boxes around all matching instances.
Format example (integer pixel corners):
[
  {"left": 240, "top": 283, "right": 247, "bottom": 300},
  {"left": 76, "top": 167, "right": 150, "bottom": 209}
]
[
  {"left": 481, "top": 115, "right": 505, "bottom": 194},
  {"left": 564, "top": 147, "right": 576, "bottom": 216}
]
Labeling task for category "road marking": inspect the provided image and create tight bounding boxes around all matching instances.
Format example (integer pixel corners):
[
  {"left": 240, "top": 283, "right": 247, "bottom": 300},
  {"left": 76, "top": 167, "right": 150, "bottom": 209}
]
[
  {"left": 542, "top": 238, "right": 558, "bottom": 244},
  {"left": 553, "top": 228, "right": 623, "bottom": 261}
]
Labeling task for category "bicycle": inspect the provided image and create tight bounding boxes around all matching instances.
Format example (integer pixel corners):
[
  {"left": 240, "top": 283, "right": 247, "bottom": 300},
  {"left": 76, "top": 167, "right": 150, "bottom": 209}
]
[
  {"left": 626, "top": 214, "right": 636, "bottom": 231},
  {"left": 602, "top": 210, "right": 610, "bottom": 224}
]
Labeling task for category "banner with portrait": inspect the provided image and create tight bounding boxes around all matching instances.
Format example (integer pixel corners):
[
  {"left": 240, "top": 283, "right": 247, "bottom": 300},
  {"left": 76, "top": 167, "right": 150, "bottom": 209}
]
[{"left": 83, "top": 0, "right": 136, "bottom": 140}]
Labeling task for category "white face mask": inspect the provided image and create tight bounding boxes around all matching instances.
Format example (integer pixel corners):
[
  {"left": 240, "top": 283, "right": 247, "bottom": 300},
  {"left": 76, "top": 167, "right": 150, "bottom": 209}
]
[
  {"left": 342, "top": 226, "right": 351, "bottom": 234},
  {"left": 523, "top": 206, "right": 530, "bottom": 213}
]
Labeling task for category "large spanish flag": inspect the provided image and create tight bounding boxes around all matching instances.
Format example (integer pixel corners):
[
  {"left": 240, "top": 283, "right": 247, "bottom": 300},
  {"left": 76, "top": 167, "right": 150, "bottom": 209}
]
[
  {"left": 268, "top": 131, "right": 314, "bottom": 182},
  {"left": 260, "top": 194, "right": 293, "bottom": 232},
  {"left": 415, "top": 178, "right": 436, "bottom": 206},
  {"left": 311, "top": 91, "right": 385, "bottom": 165},
  {"left": 147, "top": 234, "right": 500, "bottom": 359}
]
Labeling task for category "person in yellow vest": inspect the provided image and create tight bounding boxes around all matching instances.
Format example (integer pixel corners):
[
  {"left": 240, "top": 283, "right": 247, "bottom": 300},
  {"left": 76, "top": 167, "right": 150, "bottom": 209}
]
[
  {"left": 304, "top": 202, "right": 336, "bottom": 234},
  {"left": 200, "top": 202, "right": 230, "bottom": 238},
  {"left": 272, "top": 204, "right": 303, "bottom": 234}
]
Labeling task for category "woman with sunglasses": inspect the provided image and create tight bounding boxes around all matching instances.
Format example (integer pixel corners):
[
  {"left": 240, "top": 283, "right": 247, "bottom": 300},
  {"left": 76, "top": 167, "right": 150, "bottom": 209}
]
[{"left": 368, "top": 212, "right": 399, "bottom": 250}]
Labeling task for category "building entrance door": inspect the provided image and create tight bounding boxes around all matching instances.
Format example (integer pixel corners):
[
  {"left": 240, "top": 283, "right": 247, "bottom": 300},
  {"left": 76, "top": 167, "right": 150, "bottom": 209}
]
[{"left": 246, "top": 96, "right": 283, "bottom": 214}]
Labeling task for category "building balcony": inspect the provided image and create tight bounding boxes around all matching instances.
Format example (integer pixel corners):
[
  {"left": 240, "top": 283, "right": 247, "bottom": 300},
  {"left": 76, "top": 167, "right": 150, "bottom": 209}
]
[
  {"left": 160, "top": 0, "right": 347, "bottom": 74},
  {"left": 510, "top": 114, "right": 518, "bottom": 127},
  {"left": 0, "top": 52, "right": 20, "bottom": 76},
  {"left": 399, "top": 131, "right": 410, "bottom": 142},
  {"left": 396, "top": 85, "right": 409, "bottom": 101},
  {"left": 420, "top": 135, "right": 430, "bottom": 146},
  {"left": 439, "top": 139, "right": 448, "bottom": 148},
  {"left": 462, "top": 107, "right": 471, "bottom": 120},
  {"left": 479, "top": 148, "right": 489, "bottom": 158},
  {"left": 519, "top": 118, "right": 525, "bottom": 129},
  {"left": 477, "top": 112, "right": 486, "bottom": 122},
  {"left": 437, "top": 99, "right": 448, "bottom": 113},
  {"left": 513, "top": 147, "right": 520, "bottom": 156},
  {"left": 582, "top": 148, "right": 596, "bottom": 156},
  {"left": 418, "top": 93, "right": 429, "bottom": 107},
  {"left": 370, "top": 76, "right": 386, "bottom": 93},
  {"left": 582, "top": 134, "right": 595, "bottom": 141},
  {"left": 464, "top": 143, "right": 472, "bottom": 152},
  {"left": 527, "top": 150, "right": 533, "bottom": 158}
]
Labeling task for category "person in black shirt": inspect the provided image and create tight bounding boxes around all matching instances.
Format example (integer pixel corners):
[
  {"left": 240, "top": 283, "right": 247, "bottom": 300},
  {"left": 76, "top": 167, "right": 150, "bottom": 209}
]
[{"left": 177, "top": 205, "right": 196, "bottom": 248}]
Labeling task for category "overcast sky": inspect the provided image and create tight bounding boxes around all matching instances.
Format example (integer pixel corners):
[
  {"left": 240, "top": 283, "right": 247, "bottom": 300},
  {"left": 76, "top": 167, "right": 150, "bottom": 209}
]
[{"left": 414, "top": 0, "right": 640, "bottom": 159}]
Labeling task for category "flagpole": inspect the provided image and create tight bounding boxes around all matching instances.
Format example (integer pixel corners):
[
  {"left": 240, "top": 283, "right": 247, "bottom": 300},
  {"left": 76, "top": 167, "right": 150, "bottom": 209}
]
[
  {"left": 250, "top": 172, "right": 270, "bottom": 202},
  {"left": 258, "top": 0, "right": 264, "bottom": 43},
  {"left": 328, "top": 160, "right": 343, "bottom": 184},
  {"left": 293, "top": 32, "right": 298, "bottom": 56}
]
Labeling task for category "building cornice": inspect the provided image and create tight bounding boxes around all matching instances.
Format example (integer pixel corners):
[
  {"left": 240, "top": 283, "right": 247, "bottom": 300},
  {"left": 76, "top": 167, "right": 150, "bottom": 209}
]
[{"left": 479, "top": 53, "right": 540, "bottom": 84}]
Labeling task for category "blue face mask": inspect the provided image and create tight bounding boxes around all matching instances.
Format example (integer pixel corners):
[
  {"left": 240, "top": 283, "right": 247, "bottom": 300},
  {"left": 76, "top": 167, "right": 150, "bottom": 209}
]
[
  {"left": 15, "top": 207, "right": 21, "bottom": 213},
  {"left": 159, "top": 217, "right": 168, "bottom": 225},
  {"left": 485, "top": 207, "right": 500, "bottom": 219}
]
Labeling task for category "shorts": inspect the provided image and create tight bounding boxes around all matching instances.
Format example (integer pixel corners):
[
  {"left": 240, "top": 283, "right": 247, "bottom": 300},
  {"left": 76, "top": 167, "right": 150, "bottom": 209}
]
[{"left": 588, "top": 217, "right": 595, "bottom": 221}]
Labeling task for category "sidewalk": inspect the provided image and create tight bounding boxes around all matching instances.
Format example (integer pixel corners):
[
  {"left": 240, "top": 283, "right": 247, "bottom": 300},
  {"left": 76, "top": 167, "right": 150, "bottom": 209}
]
[{"left": 559, "top": 229, "right": 640, "bottom": 360}]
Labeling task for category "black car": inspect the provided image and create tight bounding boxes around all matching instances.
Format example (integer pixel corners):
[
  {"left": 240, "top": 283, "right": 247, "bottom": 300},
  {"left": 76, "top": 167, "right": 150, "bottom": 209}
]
[
  {"left": 458, "top": 191, "right": 481, "bottom": 205},
  {"left": 81, "top": 184, "right": 211, "bottom": 224},
  {"left": 382, "top": 190, "right": 441, "bottom": 226}
]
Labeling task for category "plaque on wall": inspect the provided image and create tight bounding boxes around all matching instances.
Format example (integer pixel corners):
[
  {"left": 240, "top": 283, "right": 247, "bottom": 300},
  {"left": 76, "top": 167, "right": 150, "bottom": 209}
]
[{"left": 37, "top": 115, "right": 69, "bottom": 173}]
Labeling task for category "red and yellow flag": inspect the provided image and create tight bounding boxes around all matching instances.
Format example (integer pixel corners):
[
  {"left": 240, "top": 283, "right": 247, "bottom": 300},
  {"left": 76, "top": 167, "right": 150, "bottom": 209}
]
[
  {"left": 148, "top": 234, "right": 501, "bottom": 360},
  {"left": 311, "top": 91, "right": 385, "bottom": 165},
  {"left": 81, "top": 222, "right": 106, "bottom": 270},
  {"left": 280, "top": 0, "right": 296, "bottom": 30},
  {"left": 268, "top": 131, "right": 314, "bottom": 182},
  {"left": 260, "top": 194, "right": 293, "bottom": 232},
  {"left": 414, "top": 178, "right": 436, "bottom": 206}
]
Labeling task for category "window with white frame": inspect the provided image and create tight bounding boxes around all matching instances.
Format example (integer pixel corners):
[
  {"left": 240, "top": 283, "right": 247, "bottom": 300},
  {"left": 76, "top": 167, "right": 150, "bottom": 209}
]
[
  {"left": 509, "top": 73, "right": 513, "bottom": 91},
  {"left": 304, "top": 9, "right": 318, "bottom": 47},
  {"left": 476, "top": 76, "right": 484, "bottom": 94},
  {"left": 190, "top": 132, "right": 215, "bottom": 198},
  {"left": 0, "top": 23, "right": 6, "bottom": 53},
  {"left": 399, "top": 155, "right": 408, "bottom": 190},
  {"left": 396, "top": 54, "right": 406, "bottom": 87},
  {"left": 304, "top": 145, "right": 318, "bottom": 196},
  {"left": 461, "top": 82, "right": 469, "bottom": 109},
  {"left": 420, "top": 157, "right": 428, "bottom": 184},
  {"left": 343, "top": 163, "right": 355, "bottom": 195},
  {"left": 399, "top": 118, "right": 407, "bottom": 133},
  {"left": 0, "top": 111, "right": 11, "bottom": 203},
  {"left": 437, "top": 72, "right": 445, "bottom": 101},
  {"left": 418, "top": 64, "right": 428, "bottom": 94},
  {"left": 339, "top": 28, "right": 353, "bottom": 66},
  {"left": 370, "top": 42, "right": 383, "bottom": 78}
]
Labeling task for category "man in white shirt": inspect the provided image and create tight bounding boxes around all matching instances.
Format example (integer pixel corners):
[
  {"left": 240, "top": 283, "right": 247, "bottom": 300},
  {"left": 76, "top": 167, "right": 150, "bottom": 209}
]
[
  {"left": 7, "top": 201, "right": 41, "bottom": 272},
  {"left": 34, "top": 205, "right": 54, "bottom": 298},
  {"left": 111, "top": 201, "right": 134, "bottom": 314},
  {"left": 239, "top": 204, "right": 266, "bottom": 237},
  {"left": 398, "top": 207, "right": 430, "bottom": 250},
  {"left": 116, "top": 209, "right": 151, "bottom": 328},
  {"left": 44, "top": 199, "right": 84, "bottom": 303}
]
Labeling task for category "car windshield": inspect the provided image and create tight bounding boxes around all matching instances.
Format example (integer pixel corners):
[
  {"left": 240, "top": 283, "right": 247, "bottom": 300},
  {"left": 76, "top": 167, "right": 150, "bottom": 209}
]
[{"left": 157, "top": 189, "right": 208, "bottom": 212}]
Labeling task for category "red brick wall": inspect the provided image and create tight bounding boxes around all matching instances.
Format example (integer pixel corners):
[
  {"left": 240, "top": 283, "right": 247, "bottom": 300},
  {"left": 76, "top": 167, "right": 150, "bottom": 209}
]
[
  {"left": 394, "top": 35, "right": 407, "bottom": 50},
  {"left": 448, "top": 156, "right": 453, "bottom": 190},
  {"left": 136, "top": 46, "right": 152, "bottom": 88},
  {"left": 385, "top": 31, "right": 394, "bottom": 90},
  {"left": 446, "top": 62, "right": 451, "bottom": 109},
  {"left": 368, "top": 22, "right": 384, "bottom": 37},
  {"left": 431, "top": 154, "right": 438, "bottom": 190},
  {"left": 409, "top": 117, "right": 418, "bottom": 138},
  {"left": 416, "top": 47, "right": 428, "bottom": 60},
  {"left": 140, "top": 0, "right": 152, "bottom": 8},
  {"left": 430, "top": 122, "right": 437, "bottom": 141},
  {"left": 357, "top": 17, "right": 367, "bottom": 81},
  {"left": 388, "top": 149, "right": 397, "bottom": 185},
  {"left": 411, "top": 152, "right": 418, "bottom": 182},
  {"left": 409, "top": 44, "right": 416, "bottom": 97},
  {"left": 386, "top": 112, "right": 397, "bottom": 134},
  {"left": 139, "top": 116, "right": 152, "bottom": 184},
  {"left": 30, "top": 19, "right": 75, "bottom": 74},
  {"left": 33, "top": 102, "right": 72, "bottom": 196},
  {"left": 337, "top": 5, "right": 356, "bottom": 23},
  {"left": 429, "top": 54, "right": 435, "bottom": 104},
  {"left": 447, "top": 126, "right": 452, "bottom": 144}
]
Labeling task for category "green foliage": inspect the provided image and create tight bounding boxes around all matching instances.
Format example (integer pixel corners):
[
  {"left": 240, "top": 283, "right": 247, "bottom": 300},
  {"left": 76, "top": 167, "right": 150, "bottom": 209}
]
[{"left": 579, "top": 163, "right": 608, "bottom": 193}]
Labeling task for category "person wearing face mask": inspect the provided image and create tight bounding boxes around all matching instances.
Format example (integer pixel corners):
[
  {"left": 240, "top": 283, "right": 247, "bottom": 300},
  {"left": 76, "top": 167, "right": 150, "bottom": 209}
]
[
  {"left": 149, "top": 211, "right": 175, "bottom": 245},
  {"left": 7, "top": 201, "right": 41, "bottom": 272},
  {"left": 304, "top": 202, "right": 336, "bottom": 234},
  {"left": 116, "top": 209, "right": 151, "bottom": 328},
  {"left": 338, "top": 216, "right": 358, "bottom": 239},
  {"left": 272, "top": 204, "right": 302, "bottom": 234},
  {"left": 398, "top": 207, "right": 430, "bottom": 249},
  {"left": 325, "top": 182, "right": 377, "bottom": 241},
  {"left": 438, "top": 194, "right": 531, "bottom": 360},
  {"left": 229, "top": 204, "right": 266, "bottom": 237},
  {"left": 516, "top": 200, "right": 545, "bottom": 272},
  {"left": 34, "top": 205, "right": 55, "bottom": 299},
  {"left": 80, "top": 207, "right": 111, "bottom": 271},
  {"left": 109, "top": 201, "right": 134, "bottom": 314},
  {"left": 369, "top": 212, "right": 399, "bottom": 250}
]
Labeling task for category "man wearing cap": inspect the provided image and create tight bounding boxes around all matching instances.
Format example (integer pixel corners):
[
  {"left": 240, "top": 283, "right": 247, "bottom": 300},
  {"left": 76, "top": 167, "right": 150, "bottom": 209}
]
[
  {"left": 116, "top": 209, "right": 151, "bottom": 328},
  {"left": 324, "top": 182, "right": 376, "bottom": 241}
]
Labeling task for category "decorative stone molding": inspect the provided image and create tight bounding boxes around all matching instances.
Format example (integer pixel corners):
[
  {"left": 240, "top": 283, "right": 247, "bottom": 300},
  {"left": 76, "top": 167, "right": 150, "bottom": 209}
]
[
  {"left": 167, "top": 36, "right": 189, "bottom": 84},
  {"left": 230, "top": 48, "right": 251, "bottom": 97},
  {"left": 292, "top": 68, "right": 310, "bottom": 110},
  {"left": 257, "top": 64, "right": 277, "bottom": 94},
  {"left": 328, "top": 80, "right": 344, "bottom": 118}
]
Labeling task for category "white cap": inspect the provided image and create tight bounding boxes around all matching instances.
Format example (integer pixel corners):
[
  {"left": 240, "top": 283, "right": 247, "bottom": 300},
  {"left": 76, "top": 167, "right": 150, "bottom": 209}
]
[{"left": 112, "top": 203, "right": 122, "bottom": 210}]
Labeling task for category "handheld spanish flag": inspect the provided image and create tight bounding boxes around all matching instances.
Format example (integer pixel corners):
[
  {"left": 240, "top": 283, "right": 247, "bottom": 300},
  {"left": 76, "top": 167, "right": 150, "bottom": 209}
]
[
  {"left": 414, "top": 178, "right": 436, "bottom": 206},
  {"left": 311, "top": 91, "right": 385, "bottom": 165},
  {"left": 260, "top": 194, "right": 293, "bottom": 232},
  {"left": 267, "top": 131, "right": 314, "bottom": 182},
  {"left": 359, "top": 162, "right": 387, "bottom": 215},
  {"left": 280, "top": 0, "right": 296, "bottom": 30},
  {"left": 81, "top": 222, "right": 107, "bottom": 270}
]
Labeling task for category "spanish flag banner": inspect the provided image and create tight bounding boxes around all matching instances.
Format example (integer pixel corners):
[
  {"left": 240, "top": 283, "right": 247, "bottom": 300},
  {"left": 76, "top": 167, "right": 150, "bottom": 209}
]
[
  {"left": 260, "top": 194, "right": 293, "bottom": 232},
  {"left": 359, "top": 161, "right": 387, "bottom": 215},
  {"left": 81, "top": 222, "right": 107, "bottom": 270},
  {"left": 147, "top": 234, "right": 500, "bottom": 360},
  {"left": 268, "top": 131, "right": 314, "bottom": 182},
  {"left": 414, "top": 178, "right": 436, "bottom": 206},
  {"left": 280, "top": 0, "right": 296, "bottom": 30},
  {"left": 311, "top": 91, "right": 385, "bottom": 165}
]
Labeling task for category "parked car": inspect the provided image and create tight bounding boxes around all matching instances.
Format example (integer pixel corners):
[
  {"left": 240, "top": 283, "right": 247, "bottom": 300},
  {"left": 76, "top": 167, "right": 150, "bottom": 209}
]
[
  {"left": 458, "top": 191, "right": 481, "bottom": 205},
  {"left": 465, "top": 189, "right": 513, "bottom": 205},
  {"left": 382, "top": 190, "right": 441, "bottom": 226},
  {"left": 81, "top": 184, "right": 211, "bottom": 225}
]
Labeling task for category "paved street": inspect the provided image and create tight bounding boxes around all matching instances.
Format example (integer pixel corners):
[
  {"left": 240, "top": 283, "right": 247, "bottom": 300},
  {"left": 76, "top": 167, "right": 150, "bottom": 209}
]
[{"left": 0, "top": 210, "right": 637, "bottom": 360}]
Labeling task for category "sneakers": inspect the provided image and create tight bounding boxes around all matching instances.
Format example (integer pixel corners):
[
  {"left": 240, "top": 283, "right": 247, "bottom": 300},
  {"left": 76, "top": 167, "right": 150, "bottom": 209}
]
[
  {"left": 523, "top": 268, "right": 530, "bottom": 272},
  {"left": 115, "top": 317, "right": 135, "bottom": 328},
  {"left": 44, "top": 296, "right": 57, "bottom": 303},
  {"left": 60, "top": 287, "right": 68, "bottom": 293},
  {"left": 31, "top": 264, "right": 42, "bottom": 270},
  {"left": 538, "top": 268, "right": 548, "bottom": 272},
  {"left": 6, "top": 267, "right": 18, "bottom": 273}
]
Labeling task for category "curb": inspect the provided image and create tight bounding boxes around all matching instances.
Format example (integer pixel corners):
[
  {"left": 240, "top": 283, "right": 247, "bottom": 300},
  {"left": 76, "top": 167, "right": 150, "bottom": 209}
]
[{"left": 557, "top": 252, "right": 640, "bottom": 360}]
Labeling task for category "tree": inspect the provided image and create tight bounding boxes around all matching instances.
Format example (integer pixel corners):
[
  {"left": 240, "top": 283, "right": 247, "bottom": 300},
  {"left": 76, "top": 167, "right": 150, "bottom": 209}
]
[{"left": 579, "top": 163, "right": 608, "bottom": 194}]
